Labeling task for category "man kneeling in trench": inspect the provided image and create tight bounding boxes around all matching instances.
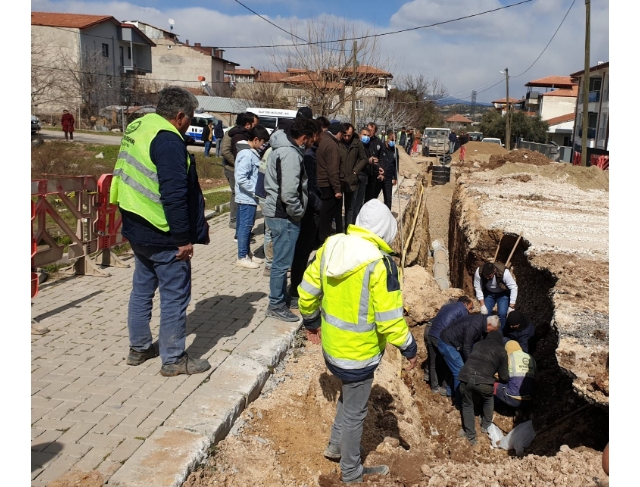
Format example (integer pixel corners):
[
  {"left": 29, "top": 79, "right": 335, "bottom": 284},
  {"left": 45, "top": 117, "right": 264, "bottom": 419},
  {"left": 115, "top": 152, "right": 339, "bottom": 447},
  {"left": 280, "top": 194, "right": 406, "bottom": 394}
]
[{"left": 298, "top": 199, "right": 418, "bottom": 484}]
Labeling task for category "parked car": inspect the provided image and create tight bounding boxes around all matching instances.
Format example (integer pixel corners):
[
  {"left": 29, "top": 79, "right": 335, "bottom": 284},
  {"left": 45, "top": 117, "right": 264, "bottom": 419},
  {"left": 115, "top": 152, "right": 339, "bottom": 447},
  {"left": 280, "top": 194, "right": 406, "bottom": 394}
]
[
  {"left": 468, "top": 131, "right": 483, "bottom": 141},
  {"left": 482, "top": 137, "right": 504, "bottom": 147},
  {"left": 31, "top": 115, "right": 41, "bottom": 134},
  {"left": 422, "top": 127, "right": 451, "bottom": 156},
  {"left": 186, "top": 113, "right": 228, "bottom": 144}
]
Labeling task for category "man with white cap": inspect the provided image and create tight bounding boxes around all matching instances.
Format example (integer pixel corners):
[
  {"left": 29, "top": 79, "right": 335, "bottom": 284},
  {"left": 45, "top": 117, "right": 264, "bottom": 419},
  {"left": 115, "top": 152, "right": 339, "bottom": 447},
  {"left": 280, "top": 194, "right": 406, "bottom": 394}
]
[{"left": 298, "top": 199, "right": 417, "bottom": 484}]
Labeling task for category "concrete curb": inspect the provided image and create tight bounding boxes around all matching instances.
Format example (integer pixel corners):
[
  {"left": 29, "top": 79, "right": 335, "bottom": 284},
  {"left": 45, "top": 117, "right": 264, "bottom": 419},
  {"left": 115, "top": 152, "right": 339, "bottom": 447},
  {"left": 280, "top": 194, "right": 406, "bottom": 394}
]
[{"left": 108, "top": 316, "right": 302, "bottom": 487}]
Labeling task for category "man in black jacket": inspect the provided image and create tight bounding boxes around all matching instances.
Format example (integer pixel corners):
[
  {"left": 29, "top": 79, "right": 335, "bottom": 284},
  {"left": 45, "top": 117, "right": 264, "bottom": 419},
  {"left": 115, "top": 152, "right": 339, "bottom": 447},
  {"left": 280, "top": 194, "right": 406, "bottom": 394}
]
[
  {"left": 438, "top": 314, "right": 501, "bottom": 403},
  {"left": 374, "top": 130, "right": 397, "bottom": 210},
  {"left": 502, "top": 310, "right": 536, "bottom": 354},
  {"left": 458, "top": 330, "right": 510, "bottom": 445},
  {"left": 364, "top": 122, "right": 383, "bottom": 203}
]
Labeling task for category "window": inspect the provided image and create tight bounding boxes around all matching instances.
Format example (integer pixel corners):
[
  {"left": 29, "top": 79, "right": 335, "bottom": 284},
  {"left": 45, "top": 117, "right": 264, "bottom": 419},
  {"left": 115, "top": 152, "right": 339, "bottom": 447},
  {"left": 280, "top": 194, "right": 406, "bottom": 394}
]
[
  {"left": 296, "top": 96, "right": 308, "bottom": 107},
  {"left": 216, "top": 70, "right": 221, "bottom": 82},
  {"left": 119, "top": 46, "right": 124, "bottom": 66},
  {"left": 102, "top": 43, "right": 109, "bottom": 57},
  {"left": 127, "top": 47, "right": 132, "bottom": 60},
  {"left": 588, "top": 112, "right": 598, "bottom": 129},
  {"left": 355, "top": 99, "right": 364, "bottom": 111},
  {"left": 589, "top": 77, "right": 602, "bottom": 92}
]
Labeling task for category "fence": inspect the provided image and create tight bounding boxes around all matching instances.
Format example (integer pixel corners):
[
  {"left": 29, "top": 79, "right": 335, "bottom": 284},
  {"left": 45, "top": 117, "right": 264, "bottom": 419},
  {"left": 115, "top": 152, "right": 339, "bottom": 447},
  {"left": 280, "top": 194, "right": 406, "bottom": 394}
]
[
  {"left": 515, "top": 140, "right": 572, "bottom": 162},
  {"left": 31, "top": 174, "right": 129, "bottom": 282}
]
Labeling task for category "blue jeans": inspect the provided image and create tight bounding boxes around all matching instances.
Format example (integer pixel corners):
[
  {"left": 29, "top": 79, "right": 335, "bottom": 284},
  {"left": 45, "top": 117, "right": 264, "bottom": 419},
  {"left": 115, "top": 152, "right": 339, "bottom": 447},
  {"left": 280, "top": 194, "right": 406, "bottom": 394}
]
[
  {"left": 449, "top": 141, "right": 455, "bottom": 153},
  {"left": 215, "top": 139, "right": 222, "bottom": 157},
  {"left": 259, "top": 199, "right": 272, "bottom": 268},
  {"left": 204, "top": 140, "right": 212, "bottom": 157},
  {"left": 236, "top": 204, "right": 257, "bottom": 259},
  {"left": 128, "top": 243, "right": 191, "bottom": 365},
  {"left": 484, "top": 290, "right": 511, "bottom": 330},
  {"left": 438, "top": 340, "right": 464, "bottom": 401},
  {"left": 266, "top": 217, "right": 300, "bottom": 308}
]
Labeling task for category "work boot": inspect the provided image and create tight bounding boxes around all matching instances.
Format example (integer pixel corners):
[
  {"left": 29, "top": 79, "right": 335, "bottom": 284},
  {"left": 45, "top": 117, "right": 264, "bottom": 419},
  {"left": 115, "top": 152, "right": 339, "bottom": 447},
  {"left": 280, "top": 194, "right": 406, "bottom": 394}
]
[
  {"left": 266, "top": 305, "right": 301, "bottom": 323},
  {"left": 344, "top": 465, "right": 390, "bottom": 484},
  {"left": 126, "top": 345, "right": 158, "bottom": 366},
  {"left": 160, "top": 354, "right": 211, "bottom": 377}
]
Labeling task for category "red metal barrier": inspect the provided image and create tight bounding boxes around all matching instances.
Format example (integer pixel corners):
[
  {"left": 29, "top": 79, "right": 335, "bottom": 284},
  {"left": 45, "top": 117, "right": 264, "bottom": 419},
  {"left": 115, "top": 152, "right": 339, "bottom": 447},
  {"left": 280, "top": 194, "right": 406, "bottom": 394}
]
[
  {"left": 31, "top": 200, "right": 38, "bottom": 299},
  {"left": 590, "top": 154, "right": 609, "bottom": 171},
  {"left": 572, "top": 151, "right": 582, "bottom": 166},
  {"left": 92, "top": 174, "right": 129, "bottom": 269}
]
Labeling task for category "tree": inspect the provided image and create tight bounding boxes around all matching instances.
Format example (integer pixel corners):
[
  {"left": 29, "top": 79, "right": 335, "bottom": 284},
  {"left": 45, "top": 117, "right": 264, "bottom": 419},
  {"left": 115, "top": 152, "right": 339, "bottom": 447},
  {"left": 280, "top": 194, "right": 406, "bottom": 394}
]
[
  {"left": 31, "top": 32, "right": 66, "bottom": 112},
  {"left": 386, "top": 74, "right": 448, "bottom": 129},
  {"left": 479, "top": 110, "right": 549, "bottom": 145},
  {"left": 233, "top": 79, "right": 294, "bottom": 109}
]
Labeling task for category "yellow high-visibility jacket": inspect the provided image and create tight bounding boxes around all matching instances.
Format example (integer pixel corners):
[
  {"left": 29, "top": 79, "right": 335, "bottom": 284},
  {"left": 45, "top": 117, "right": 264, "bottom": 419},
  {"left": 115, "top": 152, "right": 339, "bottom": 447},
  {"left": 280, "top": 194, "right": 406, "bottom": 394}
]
[{"left": 298, "top": 225, "right": 416, "bottom": 381}]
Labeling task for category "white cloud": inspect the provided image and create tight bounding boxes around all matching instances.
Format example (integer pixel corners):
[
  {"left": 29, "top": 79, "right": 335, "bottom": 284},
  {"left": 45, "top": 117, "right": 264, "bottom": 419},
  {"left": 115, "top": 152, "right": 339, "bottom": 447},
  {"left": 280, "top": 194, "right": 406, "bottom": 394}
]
[{"left": 31, "top": 0, "right": 609, "bottom": 102}]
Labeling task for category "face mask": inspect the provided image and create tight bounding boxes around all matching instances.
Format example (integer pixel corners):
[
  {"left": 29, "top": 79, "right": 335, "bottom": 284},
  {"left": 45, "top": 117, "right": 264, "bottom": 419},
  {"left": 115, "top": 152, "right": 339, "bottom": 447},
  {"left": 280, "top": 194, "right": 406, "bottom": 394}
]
[
  {"left": 361, "top": 135, "right": 370, "bottom": 144},
  {"left": 388, "top": 141, "right": 395, "bottom": 147}
]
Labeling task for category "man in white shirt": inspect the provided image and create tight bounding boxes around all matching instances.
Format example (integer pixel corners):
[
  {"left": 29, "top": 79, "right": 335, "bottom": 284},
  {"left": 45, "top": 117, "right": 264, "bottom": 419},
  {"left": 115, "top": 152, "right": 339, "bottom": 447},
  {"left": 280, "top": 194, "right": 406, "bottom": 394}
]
[{"left": 473, "top": 262, "right": 518, "bottom": 331}]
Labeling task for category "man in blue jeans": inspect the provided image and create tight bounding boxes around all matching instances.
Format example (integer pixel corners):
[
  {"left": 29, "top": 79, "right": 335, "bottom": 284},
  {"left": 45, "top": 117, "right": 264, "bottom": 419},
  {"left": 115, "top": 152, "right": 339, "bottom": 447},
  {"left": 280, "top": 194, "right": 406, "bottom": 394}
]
[
  {"left": 262, "top": 117, "right": 318, "bottom": 322},
  {"left": 111, "top": 86, "right": 211, "bottom": 377},
  {"left": 437, "top": 314, "right": 500, "bottom": 403},
  {"left": 473, "top": 261, "right": 519, "bottom": 330}
]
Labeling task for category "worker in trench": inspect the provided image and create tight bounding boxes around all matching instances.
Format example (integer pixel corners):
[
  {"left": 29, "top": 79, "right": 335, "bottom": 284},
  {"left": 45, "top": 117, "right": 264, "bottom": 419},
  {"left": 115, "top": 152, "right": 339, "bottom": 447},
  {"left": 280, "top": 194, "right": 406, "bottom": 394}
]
[
  {"left": 298, "top": 198, "right": 418, "bottom": 484},
  {"left": 493, "top": 340, "right": 537, "bottom": 416},
  {"left": 474, "top": 261, "right": 519, "bottom": 331}
]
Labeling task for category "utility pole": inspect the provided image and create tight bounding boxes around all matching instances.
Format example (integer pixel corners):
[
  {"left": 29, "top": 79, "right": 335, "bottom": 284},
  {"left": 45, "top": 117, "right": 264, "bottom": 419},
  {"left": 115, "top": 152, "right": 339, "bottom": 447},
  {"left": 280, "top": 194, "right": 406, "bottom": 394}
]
[
  {"left": 581, "top": 0, "right": 591, "bottom": 166},
  {"left": 504, "top": 67, "right": 511, "bottom": 151},
  {"left": 351, "top": 40, "right": 357, "bottom": 127}
]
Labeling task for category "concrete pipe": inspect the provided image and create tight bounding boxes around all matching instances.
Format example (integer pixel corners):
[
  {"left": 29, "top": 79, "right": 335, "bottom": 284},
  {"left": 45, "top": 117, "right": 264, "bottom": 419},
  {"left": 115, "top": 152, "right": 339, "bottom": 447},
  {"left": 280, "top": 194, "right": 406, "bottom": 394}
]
[{"left": 432, "top": 240, "right": 450, "bottom": 290}]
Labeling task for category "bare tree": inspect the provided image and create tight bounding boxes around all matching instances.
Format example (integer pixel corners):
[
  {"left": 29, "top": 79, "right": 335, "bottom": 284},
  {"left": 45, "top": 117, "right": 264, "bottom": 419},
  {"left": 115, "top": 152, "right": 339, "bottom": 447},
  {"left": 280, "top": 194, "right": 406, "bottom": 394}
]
[
  {"left": 355, "top": 98, "right": 416, "bottom": 132},
  {"left": 398, "top": 74, "right": 448, "bottom": 102},
  {"left": 233, "top": 80, "right": 293, "bottom": 109},
  {"left": 31, "top": 32, "right": 65, "bottom": 111}
]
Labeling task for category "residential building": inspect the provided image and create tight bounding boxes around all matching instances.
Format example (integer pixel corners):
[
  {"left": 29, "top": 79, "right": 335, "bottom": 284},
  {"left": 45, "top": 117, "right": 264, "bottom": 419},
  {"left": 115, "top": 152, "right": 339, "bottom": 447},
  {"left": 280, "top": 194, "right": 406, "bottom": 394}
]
[
  {"left": 445, "top": 114, "right": 473, "bottom": 129},
  {"left": 123, "top": 21, "right": 239, "bottom": 94},
  {"left": 524, "top": 76, "right": 576, "bottom": 115},
  {"left": 570, "top": 62, "right": 609, "bottom": 152},
  {"left": 546, "top": 113, "right": 575, "bottom": 147},
  {"left": 538, "top": 85, "right": 578, "bottom": 121},
  {"left": 491, "top": 97, "right": 525, "bottom": 115},
  {"left": 31, "top": 12, "right": 155, "bottom": 115}
]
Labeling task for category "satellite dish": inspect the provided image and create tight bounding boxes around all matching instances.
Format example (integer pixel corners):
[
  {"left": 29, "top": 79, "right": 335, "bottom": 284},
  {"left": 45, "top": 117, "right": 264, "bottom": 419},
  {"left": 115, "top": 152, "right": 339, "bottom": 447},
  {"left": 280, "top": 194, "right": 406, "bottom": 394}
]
[{"left": 168, "top": 19, "right": 175, "bottom": 25}]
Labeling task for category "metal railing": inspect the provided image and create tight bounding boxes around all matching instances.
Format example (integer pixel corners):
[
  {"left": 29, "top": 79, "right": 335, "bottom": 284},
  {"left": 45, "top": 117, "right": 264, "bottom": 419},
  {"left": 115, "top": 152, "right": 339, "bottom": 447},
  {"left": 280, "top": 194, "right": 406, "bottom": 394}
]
[{"left": 516, "top": 140, "right": 563, "bottom": 162}]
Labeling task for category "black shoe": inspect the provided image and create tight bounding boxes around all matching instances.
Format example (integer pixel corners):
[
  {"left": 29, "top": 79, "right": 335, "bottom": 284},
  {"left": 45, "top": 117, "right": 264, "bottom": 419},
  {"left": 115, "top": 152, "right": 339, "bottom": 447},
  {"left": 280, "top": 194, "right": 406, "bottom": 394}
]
[
  {"left": 126, "top": 345, "right": 157, "bottom": 366},
  {"left": 266, "top": 305, "right": 301, "bottom": 323},
  {"left": 344, "top": 465, "right": 390, "bottom": 484},
  {"left": 289, "top": 296, "right": 299, "bottom": 309},
  {"left": 160, "top": 354, "right": 211, "bottom": 377}
]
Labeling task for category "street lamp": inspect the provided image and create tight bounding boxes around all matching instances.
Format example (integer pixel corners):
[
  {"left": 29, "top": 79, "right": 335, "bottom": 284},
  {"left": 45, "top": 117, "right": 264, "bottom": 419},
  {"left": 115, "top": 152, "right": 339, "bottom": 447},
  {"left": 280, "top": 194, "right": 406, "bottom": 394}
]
[{"left": 500, "top": 68, "right": 511, "bottom": 150}]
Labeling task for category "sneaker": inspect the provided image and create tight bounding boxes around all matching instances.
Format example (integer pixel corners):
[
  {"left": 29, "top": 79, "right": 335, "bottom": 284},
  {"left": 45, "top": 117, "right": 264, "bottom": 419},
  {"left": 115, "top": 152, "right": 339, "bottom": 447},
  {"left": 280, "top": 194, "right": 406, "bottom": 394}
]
[
  {"left": 458, "top": 429, "right": 476, "bottom": 445},
  {"left": 229, "top": 220, "right": 236, "bottom": 229},
  {"left": 263, "top": 266, "right": 271, "bottom": 276},
  {"left": 31, "top": 319, "right": 50, "bottom": 336},
  {"left": 289, "top": 296, "right": 299, "bottom": 309},
  {"left": 344, "top": 465, "right": 390, "bottom": 484},
  {"left": 439, "top": 387, "right": 449, "bottom": 397},
  {"left": 323, "top": 443, "right": 365, "bottom": 460},
  {"left": 248, "top": 252, "right": 264, "bottom": 264},
  {"left": 266, "top": 305, "right": 301, "bottom": 323},
  {"left": 160, "top": 354, "right": 211, "bottom": 377},
  {"left": 126, "top": 345, "right": 158, "bottom": 366},
  {"left": 481, "top": 426, "right": 490, "bottom": 434},
  {"left": 237, "top": 256, "right": 260, "bottom": 269},
  {"left": 234, "top": 236, "right": 238, "bottom": 243}
]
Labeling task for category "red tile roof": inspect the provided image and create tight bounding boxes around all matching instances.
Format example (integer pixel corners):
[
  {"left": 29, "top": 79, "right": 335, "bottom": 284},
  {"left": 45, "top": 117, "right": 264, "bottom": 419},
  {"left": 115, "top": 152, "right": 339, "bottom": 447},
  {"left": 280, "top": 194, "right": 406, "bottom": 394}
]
[
  {"left": 540, "top": 86, "right": 579, "bottom": 97},
  {"left": 258, "top": 71, "right": 288, "bottom": 83},
  {"left": 525, "top": 76, "right": 575, "bottom": 88},
  {"left": 233, "top": 69, "right": 260, "bottom": 76},
  {"left": 31, "top": 12, "right": 116, "bottom": 29},
  {"left": 491, "top": 97, "right": 524, "bottom": 104},
  {"left": 545, "top": 113, "right": 575, "bottom": 126},
  {"left": 341, "top": 65, "right": 393, "bottom": 77},
  {"left": 445, "top": 114, "right": 473, "bottom": 123}
]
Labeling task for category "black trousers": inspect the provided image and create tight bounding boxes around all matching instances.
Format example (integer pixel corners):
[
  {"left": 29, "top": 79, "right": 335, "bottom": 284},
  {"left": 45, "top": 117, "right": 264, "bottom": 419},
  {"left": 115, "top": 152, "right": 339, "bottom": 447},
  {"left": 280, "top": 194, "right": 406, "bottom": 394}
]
[
  {"left": 319, "top": 187, "right": 342, "bottom": 243},
  {"left": 424, "top": 333, "right": 450, "bottom": 391},
  {"left": 342, "top": 190, "right": 355, "bottom": 229},
  {"left": 374, "top": 179, "right": 393, "bottom": 210},
  {"left": 460, "top": 377, "right": 494, "bottom": 441},
  {"left": 289, "top": 209, "right": 319, "bottom": 298}
]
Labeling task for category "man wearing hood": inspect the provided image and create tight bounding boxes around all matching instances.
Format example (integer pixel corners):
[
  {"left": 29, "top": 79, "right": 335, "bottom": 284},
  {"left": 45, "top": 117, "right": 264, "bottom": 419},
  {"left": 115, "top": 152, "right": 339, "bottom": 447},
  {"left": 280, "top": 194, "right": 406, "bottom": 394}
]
[
  {"left": 263, "top": 117, "right": 318, "bottom": 322},
  {"left": 298, "top": 199, "right": 417, "bottom": 484},
  {"left": 502, "top": 310, "right": 536, "bottom": 354},
  {"left": 457, "top": 330, "right": 510, "bottom": 445}
]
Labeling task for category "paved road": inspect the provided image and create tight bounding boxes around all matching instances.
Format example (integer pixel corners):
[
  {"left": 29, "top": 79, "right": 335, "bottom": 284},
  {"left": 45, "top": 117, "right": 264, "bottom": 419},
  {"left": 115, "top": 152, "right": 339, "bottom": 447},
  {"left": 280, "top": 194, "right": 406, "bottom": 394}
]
[{"left": 39, "top": 130, "right": 208, "bottom": 153}]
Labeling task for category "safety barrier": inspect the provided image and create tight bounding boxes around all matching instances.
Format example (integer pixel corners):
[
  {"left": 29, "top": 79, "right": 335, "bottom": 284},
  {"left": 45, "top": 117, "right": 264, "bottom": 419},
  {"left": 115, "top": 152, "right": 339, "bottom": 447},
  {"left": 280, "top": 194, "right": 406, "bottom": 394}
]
[
  {"left": 31, "top": 175, "right": 129, "bottom": 280},
  {"left": 31, "top": 200, "right": 38, "bottom": 298},
  {"left": 572, "top": 151, "right": 582, "bottom": 166},
  {"left": 590, "top": 154, "right": 609, "bottom": 171}
]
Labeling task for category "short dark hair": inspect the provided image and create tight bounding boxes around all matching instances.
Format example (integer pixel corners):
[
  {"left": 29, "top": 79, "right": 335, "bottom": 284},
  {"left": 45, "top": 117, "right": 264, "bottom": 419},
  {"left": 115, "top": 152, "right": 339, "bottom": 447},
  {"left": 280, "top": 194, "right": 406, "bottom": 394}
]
[
  {"left": 290, "top": 118, "right": 318, "bottom": 139},
  {"left": 343, "top": 122, "right": 355, "bottom": 133},
  {"left": 367, "top": 122, "right": 378, "bottom": 131},
  {"left": 235, "top": 113, "right": 244, "bottom": 126},
  {"left": 316, "top": 116, "right": 331, "bottom": 129},
  {"left": 386, "top": 129, "right": 395, "bottom": 137},
  {"left": 248, "top": 124, "right": 270, "bottom": 142},
  {"left": 242, "top": 111, "right": 258, "bottom": 126},
  {"left": 482, "top": 262, "right": 495, "bottom": 277},
  {"left": 313, "top": 119, "right": 325, "bottom": 133},
  {"left": 457, "top": 296, "right": 472, "bottom": 306}
]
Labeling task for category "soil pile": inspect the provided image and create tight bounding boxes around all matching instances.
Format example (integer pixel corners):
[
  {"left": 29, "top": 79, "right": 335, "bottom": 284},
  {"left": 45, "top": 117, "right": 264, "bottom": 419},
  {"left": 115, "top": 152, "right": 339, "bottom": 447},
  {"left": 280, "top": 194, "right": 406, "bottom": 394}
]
[{"left": 489, "top": 149, "right": 553, "bottom": 168}]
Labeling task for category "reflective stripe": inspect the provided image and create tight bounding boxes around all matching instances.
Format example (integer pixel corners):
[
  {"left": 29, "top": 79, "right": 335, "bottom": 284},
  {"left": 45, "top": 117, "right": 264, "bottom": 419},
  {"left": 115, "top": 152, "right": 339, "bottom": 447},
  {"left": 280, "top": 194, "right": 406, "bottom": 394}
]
[
  {"left": 358, "top": 261, "right": 377, "bottom": 327},
  {"left": 322, "top": 309, "right": 375, "bottom": 333},
  {"left": 374, "top": 307, "right": 404, "bottom": 323},
  {"left": 323, "top": 350, "right": 383, "bottom": 370},
  {"left": 118, "top": 151, "right": 159, "bottom": 183},
  {"left": 302, "top": 308, "right": 320, "bottom": 320},
  {"left": 113, "top": 168, "right": 161, "bottom": 203},
  {"left": 399, "top": 331, "right": 414, "bottom": 351},
  {"left": 300, "top": 278, "right": 322, "bottom": 296}
]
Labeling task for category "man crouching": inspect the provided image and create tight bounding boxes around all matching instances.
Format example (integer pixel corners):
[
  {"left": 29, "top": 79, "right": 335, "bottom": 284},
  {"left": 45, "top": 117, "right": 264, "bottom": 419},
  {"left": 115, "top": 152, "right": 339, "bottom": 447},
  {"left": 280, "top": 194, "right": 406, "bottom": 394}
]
[{"left": 298, "top": 198, "right": 417, "bottom": 484}]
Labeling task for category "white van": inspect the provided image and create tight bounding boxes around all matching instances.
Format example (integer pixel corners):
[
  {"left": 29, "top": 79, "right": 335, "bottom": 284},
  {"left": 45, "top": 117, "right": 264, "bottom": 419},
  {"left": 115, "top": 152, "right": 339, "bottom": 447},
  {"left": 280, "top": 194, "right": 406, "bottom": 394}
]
[
  {"left": 246, "top": 107, "right": 298, "bottom": 134},
  {"left": 422, "top": 127, "right": 451, "bottom": 156},
  {"left": 186, "top": 113, "right": 226, "bottom": 144}
]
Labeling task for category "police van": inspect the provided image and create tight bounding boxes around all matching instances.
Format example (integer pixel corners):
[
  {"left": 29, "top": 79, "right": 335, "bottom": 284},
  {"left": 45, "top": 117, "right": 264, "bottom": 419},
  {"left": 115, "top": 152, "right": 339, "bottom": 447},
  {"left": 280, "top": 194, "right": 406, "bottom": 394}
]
[
  {"left": 246, "top": 107, "right": 298, "bottom": 134},
  {"left": 186, "top": 113, "right": 225, "bottom": 144}
]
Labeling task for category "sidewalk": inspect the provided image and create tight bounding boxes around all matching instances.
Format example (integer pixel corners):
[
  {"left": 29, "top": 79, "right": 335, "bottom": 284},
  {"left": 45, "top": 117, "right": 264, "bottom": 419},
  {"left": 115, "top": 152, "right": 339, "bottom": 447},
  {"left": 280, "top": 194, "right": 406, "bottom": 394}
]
[{"left": 31, "top": 213, "right": 300, "bottom": 486}]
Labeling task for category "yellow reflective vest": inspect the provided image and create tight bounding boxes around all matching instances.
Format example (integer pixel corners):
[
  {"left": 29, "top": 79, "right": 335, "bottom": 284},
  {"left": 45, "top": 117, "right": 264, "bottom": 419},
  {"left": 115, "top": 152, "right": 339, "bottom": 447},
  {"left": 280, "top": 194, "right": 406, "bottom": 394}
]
[
  {"left": 110, "top": 113, "right": 190, "bottom": 232},
  {"left": 298, "top": 225, "right": 415, "bottom": 374}
]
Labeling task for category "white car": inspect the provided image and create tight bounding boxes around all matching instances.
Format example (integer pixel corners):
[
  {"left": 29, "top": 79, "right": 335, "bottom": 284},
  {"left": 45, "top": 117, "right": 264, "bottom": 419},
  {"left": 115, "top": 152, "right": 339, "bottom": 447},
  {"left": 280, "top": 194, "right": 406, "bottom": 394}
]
[{"left": 482, "top": 137, "right": 504, "bottom": 147}]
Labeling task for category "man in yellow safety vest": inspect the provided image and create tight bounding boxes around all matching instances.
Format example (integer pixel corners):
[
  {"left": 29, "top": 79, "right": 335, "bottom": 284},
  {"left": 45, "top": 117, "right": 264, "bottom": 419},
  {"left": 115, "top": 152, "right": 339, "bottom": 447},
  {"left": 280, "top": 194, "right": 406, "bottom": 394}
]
[
  {"left": 110, "top": 86, "right": 211, "bottom": 377},
  {"left": 298, "top": 198, "right": 417, "bottom": 484}
]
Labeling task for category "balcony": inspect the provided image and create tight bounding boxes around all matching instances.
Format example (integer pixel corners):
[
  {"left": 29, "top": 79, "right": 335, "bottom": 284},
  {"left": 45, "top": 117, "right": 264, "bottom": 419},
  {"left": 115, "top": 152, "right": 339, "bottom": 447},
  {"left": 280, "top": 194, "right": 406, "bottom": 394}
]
[{"left": 588, "top": 90, "right": 600, "bottom": 103}]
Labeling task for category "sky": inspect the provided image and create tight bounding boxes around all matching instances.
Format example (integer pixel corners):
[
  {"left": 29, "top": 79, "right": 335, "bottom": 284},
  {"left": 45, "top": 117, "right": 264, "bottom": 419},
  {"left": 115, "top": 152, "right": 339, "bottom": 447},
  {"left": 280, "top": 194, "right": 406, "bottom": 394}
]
[{"left": 31, "top": 0, "right": 610, "bottom": 103}]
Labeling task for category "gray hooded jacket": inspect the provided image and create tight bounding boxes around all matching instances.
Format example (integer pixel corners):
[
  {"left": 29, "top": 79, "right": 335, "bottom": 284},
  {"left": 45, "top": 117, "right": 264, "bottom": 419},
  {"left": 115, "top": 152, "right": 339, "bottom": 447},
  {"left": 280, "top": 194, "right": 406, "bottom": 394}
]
[{"left": 263, "top": 130, "right": 308, "bottom": 222}]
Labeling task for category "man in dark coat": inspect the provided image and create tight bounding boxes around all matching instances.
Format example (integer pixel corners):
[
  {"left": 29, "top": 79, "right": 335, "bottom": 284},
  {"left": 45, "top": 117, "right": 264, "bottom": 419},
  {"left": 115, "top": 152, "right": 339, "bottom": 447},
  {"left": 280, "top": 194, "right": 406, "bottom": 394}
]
[
  {"left": 502, "top": 310, "right": 536, "bottom": 354},
  {"left": 374, "top": 130, "right": 397, "bottom": 210},
  {"left": 458, "top": 330, "right": 510, "bottom": 445},
  {"left": 338, "top": 123, "right": 368, "bottom": 228},
  {"left": 317, "top": 122, "right": 345, "bottom": 243}
]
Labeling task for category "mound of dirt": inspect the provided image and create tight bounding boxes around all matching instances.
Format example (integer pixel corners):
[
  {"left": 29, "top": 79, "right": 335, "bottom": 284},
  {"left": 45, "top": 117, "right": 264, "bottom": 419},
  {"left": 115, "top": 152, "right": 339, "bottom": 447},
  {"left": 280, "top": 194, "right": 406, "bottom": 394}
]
[
  {"left": 403, "top": 266, "right": 465, "bottom": 325},
  {"left": 489, "top": 149, "right": 553, "bottom": 168}
]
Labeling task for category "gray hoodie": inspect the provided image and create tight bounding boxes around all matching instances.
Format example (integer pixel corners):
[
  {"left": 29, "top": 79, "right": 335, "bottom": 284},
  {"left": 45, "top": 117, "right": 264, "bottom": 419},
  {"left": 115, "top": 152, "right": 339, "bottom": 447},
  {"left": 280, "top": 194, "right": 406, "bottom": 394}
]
[{"left": 263, "top": 130, "right": 308, "bottom": 221}]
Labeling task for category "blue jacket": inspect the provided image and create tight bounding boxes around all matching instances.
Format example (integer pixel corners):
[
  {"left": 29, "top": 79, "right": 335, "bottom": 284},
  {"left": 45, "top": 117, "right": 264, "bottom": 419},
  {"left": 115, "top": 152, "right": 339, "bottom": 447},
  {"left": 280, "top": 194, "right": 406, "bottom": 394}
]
[
  {"left": 121, "top": 130, "right": 208, "bottom": 248},
  {"left": 234, "top": 148, "right": 260, "bottom": 206},
  {"left": 439, "top": 314, "right": 488, "bottom": 362},
  {"left": 427, "top": 301, "right": 469, "bottom": 340}
]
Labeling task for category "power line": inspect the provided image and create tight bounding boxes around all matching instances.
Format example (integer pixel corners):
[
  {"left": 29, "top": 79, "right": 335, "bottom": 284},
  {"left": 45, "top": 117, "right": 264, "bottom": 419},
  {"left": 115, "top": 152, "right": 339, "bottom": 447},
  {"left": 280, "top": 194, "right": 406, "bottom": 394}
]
[{"left": 217, "top": 0, "right": 533, "bottom": 49}]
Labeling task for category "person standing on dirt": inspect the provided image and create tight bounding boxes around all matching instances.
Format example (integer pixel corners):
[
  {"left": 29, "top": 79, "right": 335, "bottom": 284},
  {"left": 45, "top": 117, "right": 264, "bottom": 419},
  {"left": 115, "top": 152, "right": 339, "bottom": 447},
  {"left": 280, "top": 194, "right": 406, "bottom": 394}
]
[
  {"left": 424, "top": 296, "right": 474, "bottom": 395},
  {"left": 502, "top": 310, "right": 536, "bottom": 353},
  {"left": 438, "top": 314, "right": 501, "bottom": 402},
  {"left": 494, "top": 340, "right": 536, "bottom": 410},
  {"left": 317, "top": 122, "right": 345, "bottom": 243},
  {"left": 110, "top": 86, "right": 211, "bottom": 377},
  {"left": 353, "top": 127, "right": 372, "bottom": 221},
  {"left": 298, "top": 198, "right": 417, "bottom": 484},
  {"left": 364, "top": 122, "right": 383, "bottom": 203},
  {"left": 338, "top": 123, "right": 369, "bottom": 228},
  {"left": 457, "top": 330, "right": 510, "bottom": 445},
  {"left": 374, "top": 130, "right": 397, "bottom": 210},
  {"left": 449, "top": 130, "right": 457, "bottom": 154},
  {"left": 474, "top": 261, "right": 518, "bottom": 331},
  {"left": 398, "top": 127, "right": 407, "bottom": 148},
  {"left": 61, "top": 109, "right": 75, "bottom": 141},
  {"left": 214, "top": 119, "right": 224, "bottom": 157}
]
